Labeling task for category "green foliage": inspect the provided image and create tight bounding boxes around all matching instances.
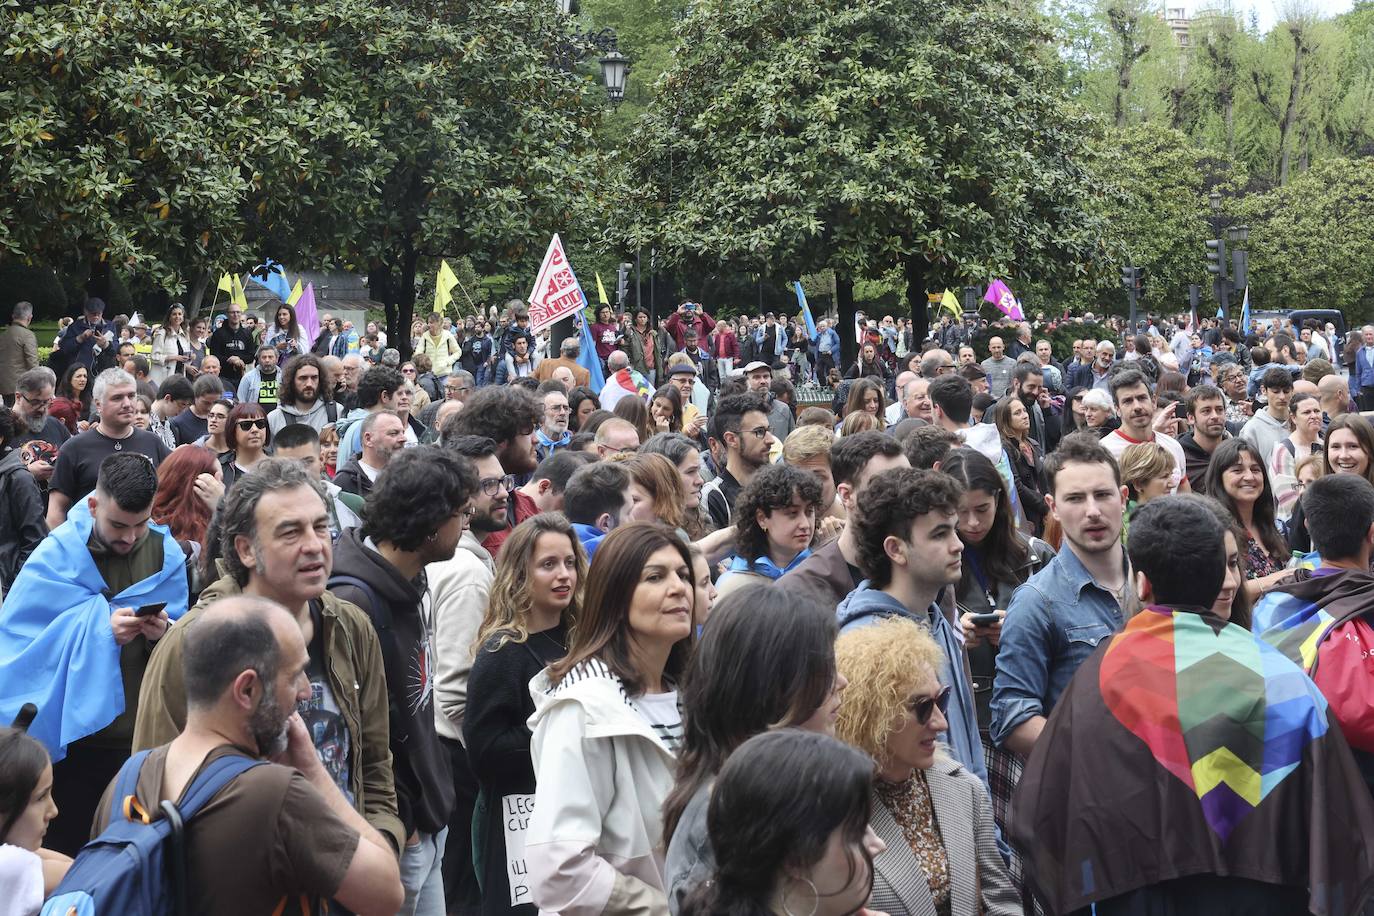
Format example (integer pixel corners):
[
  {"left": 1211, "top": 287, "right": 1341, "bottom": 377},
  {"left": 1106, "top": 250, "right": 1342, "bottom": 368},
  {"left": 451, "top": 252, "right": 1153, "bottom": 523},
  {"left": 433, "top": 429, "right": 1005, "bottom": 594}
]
[
  {"left": 617, "top": 0, "right": 1115, "bottom": 346},
  {"left": 0, "top": 262, "right": 68, "bottom": 319},
  {"left": 1233, "top": 156, "right": 1374, "bottom": 320}
]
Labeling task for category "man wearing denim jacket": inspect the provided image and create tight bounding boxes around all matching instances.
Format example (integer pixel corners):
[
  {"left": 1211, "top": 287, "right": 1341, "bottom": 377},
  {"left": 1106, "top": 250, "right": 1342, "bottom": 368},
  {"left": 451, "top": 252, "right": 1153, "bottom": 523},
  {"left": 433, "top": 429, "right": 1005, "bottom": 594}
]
[{"left": 991, "top": 433, "right": 1130, "bottom": 757}]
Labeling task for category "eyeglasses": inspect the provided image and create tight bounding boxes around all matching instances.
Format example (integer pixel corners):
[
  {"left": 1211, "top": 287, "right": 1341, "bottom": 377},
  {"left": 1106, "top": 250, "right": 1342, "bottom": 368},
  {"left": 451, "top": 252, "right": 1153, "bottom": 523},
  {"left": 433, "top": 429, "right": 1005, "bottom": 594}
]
[
  {"left": 20, "top": 394, "right": 52, "bottom": 409},
  {"left": 402, "top": 367, "right": 416, "bottom": 375},
  {"left": 905, "top": 685, "right": 952, "bottom": 725},
  {"left": 236, "top": 418, "right": 269, "bottom": 431},
  {"left": 743, "top": 425, "right": 771, "bottom": 440},
  {"left": 446, "top": 385, "right": 470, "bottom": 395},
  {"left": 479, "top": 474, "right": 515, "bottom": 496}
]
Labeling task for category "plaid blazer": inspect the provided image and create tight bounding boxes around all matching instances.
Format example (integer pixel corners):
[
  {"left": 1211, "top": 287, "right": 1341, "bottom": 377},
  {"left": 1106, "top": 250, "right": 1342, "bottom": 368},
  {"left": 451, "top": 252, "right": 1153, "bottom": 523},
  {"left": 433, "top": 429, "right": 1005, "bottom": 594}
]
[{"left": 869, "top": 757, "right": 1022, "bottom": 916}]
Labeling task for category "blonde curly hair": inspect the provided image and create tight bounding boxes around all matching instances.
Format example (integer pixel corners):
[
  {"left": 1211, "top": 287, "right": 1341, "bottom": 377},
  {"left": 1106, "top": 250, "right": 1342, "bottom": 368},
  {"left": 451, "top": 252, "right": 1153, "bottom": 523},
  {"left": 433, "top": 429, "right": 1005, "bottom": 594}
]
[{"left": 834, "top": 616, "right": 945, "bottom": 769}]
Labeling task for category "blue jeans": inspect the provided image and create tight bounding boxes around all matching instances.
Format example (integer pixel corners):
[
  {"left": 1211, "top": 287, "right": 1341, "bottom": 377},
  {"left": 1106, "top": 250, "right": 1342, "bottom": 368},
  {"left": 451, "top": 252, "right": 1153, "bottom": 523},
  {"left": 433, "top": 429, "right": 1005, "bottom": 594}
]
[{"left": 399, "top": 827, "right": 448, "bottom": 916}]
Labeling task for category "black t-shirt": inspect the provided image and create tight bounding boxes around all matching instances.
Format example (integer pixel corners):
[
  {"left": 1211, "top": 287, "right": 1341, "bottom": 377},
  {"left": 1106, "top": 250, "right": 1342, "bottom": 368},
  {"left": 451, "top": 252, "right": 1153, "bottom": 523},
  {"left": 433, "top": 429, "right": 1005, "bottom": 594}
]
[
  {"left": 170, "top": 407, "right": 209, "bottom": 446},
  {"left": 208, "top": 325, "right": 257, "bottom": 386},
  {"left": 301, "top": 600, "right": 353, "bottom": 804},
  {"left": 12, "top": 415, "right": 71, "bottom": 462},
  {"left": 51, "top": 427, "right": 172, "bottom": 502}
]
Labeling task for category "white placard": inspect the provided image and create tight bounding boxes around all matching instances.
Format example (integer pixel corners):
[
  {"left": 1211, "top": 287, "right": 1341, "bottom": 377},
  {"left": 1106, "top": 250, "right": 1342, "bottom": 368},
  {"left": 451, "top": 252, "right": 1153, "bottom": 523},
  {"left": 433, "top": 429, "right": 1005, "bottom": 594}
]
[{"left": 503, "top": 793, "right": 536, "bottom": 906}]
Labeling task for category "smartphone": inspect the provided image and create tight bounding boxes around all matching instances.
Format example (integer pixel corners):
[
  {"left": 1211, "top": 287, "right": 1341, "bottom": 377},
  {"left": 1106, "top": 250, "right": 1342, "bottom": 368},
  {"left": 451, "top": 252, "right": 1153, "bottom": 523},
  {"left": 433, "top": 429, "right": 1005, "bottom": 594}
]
[
  {"left": 968, "top": 612, "right": 1001, "bottom": 627},
  {"left": 1174, "top": 401, "right": 1188, "bottom": 420},
  {"left": 134, "top": 602, "right": 168, "bottom": 618}
]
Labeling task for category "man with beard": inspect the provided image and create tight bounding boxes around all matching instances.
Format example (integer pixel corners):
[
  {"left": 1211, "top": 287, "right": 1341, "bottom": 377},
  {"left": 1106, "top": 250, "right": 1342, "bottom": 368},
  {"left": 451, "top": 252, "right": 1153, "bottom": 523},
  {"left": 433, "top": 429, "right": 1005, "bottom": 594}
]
[
  {"left": 1013, "top": 361, "right": 1060, "bottom": 454},
  {"left": 429, "top": 434, "right": 513, "bottom": 913},
  {"left": 447, "top": 385, "right": 542, "bottom": 478},
  {"left": 131, "top": 460, "right": 403, "bottom": 855},
  {"left": 0, "top": 454, "right": 186, "bottom": 854},
  {"left": 267, "top": 353, "right": 337, "bottom": 435},
  {"left": 992, "top": 433, "right": 1130, "bottom": 757},
  {"left": 328, "top": 447, "right": 476, "bottom": 916},
  {"left": 46, "top": 368, "right": 172, "bottom": 529},
  {"left": 535, "top": 381, "right": 572, "bottom": 460},
  {"left": 106, "top": 595, "right": 404, "bottom": 916},
  {"left": 10, "top": 368, "right": 70, "bottom": 493},
  {"left": 1100, "top": 369, "right": 1188, "bottom": 495},
  {"left": 334, "top": 410, "right": 406, "bottom": 502},
  {"left": 701, "top": 392, "right": 777, "bottom": 531},
  {"left": 744, "top": 359, "right": 795, "bottom": 442},
  {"left": 1178, "top": 384, "right": 1230, "bottom": 493},
  {"left": 207, "top": 303, "right": 256, "bottom": 389},
  {"left": 236, "top": 344, "right": 281, "bottom": 408}
]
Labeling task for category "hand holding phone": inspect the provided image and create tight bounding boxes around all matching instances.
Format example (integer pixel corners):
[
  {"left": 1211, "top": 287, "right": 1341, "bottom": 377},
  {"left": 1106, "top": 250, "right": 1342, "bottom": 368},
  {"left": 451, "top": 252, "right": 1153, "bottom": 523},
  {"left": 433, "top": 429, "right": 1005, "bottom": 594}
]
[{"left": 134, "top": 602, "right": 168, "bottom": 617}]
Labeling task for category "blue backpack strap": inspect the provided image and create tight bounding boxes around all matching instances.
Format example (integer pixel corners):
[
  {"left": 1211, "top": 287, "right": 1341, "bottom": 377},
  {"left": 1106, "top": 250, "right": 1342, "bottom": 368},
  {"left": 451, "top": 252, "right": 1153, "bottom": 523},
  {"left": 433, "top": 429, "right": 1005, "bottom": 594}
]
[
  {"left": 328, "top": 574, "right": 391, "bottom": 630},
  {"left": 109, "top": 749, "right": 154, "bottom": 822},
  {"left": 175, "top": 753, "right": 268, "bottom": 820}
]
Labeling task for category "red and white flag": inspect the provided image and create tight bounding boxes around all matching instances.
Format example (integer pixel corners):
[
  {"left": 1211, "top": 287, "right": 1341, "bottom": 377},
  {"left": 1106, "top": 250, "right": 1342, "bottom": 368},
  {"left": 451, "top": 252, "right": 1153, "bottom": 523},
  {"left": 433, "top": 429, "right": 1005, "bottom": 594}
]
[{"left": 527, "top": 234, "right": 588, "bottom": 333}]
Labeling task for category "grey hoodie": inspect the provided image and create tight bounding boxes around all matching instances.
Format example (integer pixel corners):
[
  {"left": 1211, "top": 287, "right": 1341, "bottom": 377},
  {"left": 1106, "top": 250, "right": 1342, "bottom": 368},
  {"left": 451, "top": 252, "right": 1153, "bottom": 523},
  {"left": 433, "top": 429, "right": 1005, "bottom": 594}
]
[
  {"left": 836, "top": 582, "right": 989, "bottom": 790},
  {"left": 266, "top": 396, "right": 336, "bottom": 435}
]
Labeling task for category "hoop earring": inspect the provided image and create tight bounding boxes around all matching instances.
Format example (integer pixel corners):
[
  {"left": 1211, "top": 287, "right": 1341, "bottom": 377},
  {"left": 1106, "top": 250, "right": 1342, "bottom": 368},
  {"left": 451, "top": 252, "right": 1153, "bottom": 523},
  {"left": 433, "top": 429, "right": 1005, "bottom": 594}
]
[{"left": 781, "top": 876, "right": 819, "bottom": 916}]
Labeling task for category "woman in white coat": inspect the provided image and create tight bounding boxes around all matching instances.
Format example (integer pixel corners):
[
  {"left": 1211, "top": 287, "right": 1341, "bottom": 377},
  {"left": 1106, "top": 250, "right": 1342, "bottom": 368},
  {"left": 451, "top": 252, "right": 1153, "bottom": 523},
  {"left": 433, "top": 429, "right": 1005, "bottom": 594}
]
[
  {"left": 150, "top": 303, "right": 192, "bottom": 385},
  {"left": 526, "top": 522, "right": 696, "bottom": 916}
]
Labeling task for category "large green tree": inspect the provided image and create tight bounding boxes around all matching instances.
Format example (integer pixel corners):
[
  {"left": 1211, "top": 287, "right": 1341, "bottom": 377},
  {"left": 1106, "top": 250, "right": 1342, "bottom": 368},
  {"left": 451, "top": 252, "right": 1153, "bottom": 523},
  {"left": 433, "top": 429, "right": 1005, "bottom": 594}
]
[{"left": 616, "top": 0, "right": 1115, "bottom": 351}]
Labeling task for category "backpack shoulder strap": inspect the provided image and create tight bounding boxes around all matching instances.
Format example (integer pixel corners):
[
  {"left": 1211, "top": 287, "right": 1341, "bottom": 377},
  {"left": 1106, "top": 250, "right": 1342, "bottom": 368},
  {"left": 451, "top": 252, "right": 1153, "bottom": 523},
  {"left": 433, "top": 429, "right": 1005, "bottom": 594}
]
[
  {"left": 325, "top": 402, "right": 338, "bottom": 424},
  {"left": 329, "top": 574, "right": 391, "bottom": 629},
  {"left": 175, "top": 754, "right": 268, "bottom": 819},
  {"left": 109, "top": 749, "right": 155, "bottom": 821}
]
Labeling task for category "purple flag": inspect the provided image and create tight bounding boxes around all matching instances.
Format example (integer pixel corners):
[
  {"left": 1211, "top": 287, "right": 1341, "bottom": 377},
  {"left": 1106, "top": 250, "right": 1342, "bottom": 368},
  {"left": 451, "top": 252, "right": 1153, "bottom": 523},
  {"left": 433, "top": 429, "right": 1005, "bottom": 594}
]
[
  {"left": 295, "top": 283, "right": 320, "bottom": 346},
  {"left": 984, "top": 279, "right": 1024, "bottom": 321}
]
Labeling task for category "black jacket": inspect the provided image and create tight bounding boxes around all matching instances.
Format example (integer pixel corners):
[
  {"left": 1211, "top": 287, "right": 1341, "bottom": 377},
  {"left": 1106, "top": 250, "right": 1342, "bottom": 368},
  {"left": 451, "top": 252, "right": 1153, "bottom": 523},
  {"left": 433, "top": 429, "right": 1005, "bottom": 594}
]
[
  {"left": 333, "top": 455, "right": 374, "bottom": 499},
  {"left": 329, "top": 529, "right": 454, "bottom": 836},
  {"left": 0, "top": 449, "right": 47, "bottom": 592}
]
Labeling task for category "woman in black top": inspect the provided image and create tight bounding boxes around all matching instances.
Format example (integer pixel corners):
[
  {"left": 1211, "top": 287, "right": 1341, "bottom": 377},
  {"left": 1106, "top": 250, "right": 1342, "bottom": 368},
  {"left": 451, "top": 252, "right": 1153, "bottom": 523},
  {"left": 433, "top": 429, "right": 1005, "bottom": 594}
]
[{"left": 464, "top": 512, "right": 587, "bottom": 915}]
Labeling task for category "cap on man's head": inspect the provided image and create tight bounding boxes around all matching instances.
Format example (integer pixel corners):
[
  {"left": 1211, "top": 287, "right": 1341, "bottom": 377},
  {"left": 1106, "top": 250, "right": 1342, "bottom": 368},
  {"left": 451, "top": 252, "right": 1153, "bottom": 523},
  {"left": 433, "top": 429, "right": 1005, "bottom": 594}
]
[
  {"left": 669, "top": 362, "right": 698, "bottom": 376},
  {"left": 743, "top": 360, "right": 771, "bottom": 373}
]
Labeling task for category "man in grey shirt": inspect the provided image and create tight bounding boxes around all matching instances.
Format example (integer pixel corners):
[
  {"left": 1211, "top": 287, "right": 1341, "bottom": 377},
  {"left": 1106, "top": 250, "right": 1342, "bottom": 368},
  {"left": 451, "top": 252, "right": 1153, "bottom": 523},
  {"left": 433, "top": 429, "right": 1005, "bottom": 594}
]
[{"left": 980, "top": 336, "right": 1016, "bottom": 398}]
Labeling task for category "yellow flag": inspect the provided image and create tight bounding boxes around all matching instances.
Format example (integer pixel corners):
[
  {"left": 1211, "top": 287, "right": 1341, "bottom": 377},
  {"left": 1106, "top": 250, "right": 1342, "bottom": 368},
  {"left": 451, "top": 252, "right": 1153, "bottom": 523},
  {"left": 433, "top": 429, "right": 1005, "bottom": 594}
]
[
  {"left": 286, "top": 280, "right": 304, "bottom": 306},
  {"left": 595, "top": 272, "right": 610, "bottom": 306},
  {"left": 941, "top": 289, "right": 961, "bottom": 318},
  {"left": 217, "top": 273, "right": 233, "bottom": 293},
  {"left": 231, "top": 274, "right": 249, "bottom": 309},
  {"left": 435, "top": 260, "right": 459, "bottom": 313}
]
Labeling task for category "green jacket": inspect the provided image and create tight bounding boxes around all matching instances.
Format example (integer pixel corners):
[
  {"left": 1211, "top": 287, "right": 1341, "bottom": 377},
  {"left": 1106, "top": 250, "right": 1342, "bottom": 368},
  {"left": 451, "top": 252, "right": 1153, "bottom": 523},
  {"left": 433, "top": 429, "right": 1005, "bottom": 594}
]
[
  {"left": 625, "top": 324, "right": 662, "bottom": 378},
  {"left": 131, "top": 571, "right": 405, "bottom": 853}
]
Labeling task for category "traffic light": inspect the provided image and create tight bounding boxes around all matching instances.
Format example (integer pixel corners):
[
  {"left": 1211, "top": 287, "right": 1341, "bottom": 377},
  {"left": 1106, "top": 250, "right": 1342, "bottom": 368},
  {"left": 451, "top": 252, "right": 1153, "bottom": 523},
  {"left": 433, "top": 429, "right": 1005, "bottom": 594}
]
[
  {"left": 1231, "top": 249, "right": 1247, "bottom": 291},
  {"left": 1205, "top": 239, "right": 1228, "bottom": 279},
  {"left": 1134, "top": 266, "right": 1146, "bottom": 299},
  {"left": 616, "top": 263, "right": 631, "bottom": 307},
  {"left": 1120, "top": 265, "right": 1136, "bottom": 289}
]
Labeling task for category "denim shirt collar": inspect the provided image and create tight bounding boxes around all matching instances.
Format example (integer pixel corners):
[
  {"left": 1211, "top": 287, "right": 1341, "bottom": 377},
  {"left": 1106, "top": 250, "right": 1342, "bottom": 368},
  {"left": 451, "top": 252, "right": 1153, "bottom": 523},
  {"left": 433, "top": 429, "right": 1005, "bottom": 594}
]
[{"left": 1053, "top": 542, "right": 1129, "bottom": 603}]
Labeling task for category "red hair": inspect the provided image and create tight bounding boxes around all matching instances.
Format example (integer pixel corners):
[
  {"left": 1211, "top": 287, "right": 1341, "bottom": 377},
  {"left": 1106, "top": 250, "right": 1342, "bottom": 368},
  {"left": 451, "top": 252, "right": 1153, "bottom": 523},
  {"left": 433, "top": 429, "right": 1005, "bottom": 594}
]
[{"left": 151, "top": 445, "right": 218, "bottom": 548}]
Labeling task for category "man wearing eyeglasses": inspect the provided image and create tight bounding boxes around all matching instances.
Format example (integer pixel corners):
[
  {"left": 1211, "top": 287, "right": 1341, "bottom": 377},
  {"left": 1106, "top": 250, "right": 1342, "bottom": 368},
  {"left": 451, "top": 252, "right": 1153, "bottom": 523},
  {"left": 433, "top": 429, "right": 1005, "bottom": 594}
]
[
  {"left": 701, "top": 392, "right": 776, "bottom": 531},
  {"left": 535, "top": 383, "right": 572, "bottom": 460},
  {"left": 11, "top": 368, "right": 70, "bottom": 491}
]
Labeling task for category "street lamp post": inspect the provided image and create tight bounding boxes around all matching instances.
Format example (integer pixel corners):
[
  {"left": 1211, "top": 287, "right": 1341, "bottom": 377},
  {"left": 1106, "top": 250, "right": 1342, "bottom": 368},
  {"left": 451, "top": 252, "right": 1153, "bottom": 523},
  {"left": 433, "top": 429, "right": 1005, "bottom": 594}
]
[{"left": 1204, "top": 190, "right": 1249, "bottom": 324}]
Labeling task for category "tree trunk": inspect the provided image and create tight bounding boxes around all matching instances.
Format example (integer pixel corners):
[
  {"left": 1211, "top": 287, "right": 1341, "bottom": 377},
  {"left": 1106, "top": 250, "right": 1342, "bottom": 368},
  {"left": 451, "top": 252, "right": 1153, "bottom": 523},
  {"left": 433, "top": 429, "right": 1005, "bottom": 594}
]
[
  {"left": 1277, "top": 26, "right": 1307, "bottom": 186},
  {"left": 1223, "top": 94, "right": 1235, "bottom": 157},
  {"left": 1108, "top": 5, "right": 1149, "bottom": 129},
  {"left": 185, "top": 270, "right": 210, "bottom": 317},
  {"left": 835, "top": 273, "right": 857, "bottom": 371},
  {"left": 904, "top": 256, "right": 930, "bottom": 347},
  {"left": 395, "top": 244, "right": 419, "bottom": 363}
]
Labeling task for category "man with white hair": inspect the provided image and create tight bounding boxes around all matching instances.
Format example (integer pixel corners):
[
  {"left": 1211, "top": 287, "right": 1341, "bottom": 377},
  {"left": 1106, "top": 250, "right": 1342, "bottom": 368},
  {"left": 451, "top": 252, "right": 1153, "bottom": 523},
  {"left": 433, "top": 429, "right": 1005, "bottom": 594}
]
[
  {"left": 1088, "top": 340, "right": 1116, "bottom": 392},
  {"left": 533, "top": 336, "right": 591, "bottom": 387},
  {"left": 46, "top": 368, "right": 173, "bottom": 528}
]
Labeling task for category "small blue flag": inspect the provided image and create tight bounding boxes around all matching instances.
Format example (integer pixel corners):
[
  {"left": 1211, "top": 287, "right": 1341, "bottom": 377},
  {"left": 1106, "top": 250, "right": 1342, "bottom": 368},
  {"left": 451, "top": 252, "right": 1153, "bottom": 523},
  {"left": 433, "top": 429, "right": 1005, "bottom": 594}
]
[
  {"left": 1240, "top": 287, "right": 1250, "bottom": 331},
  {"left": 794, "top": 281, "right": 816, "bottom": 338},
  {"left": 576, "top": 314, "right": 605, "bottom": 390},
  {"left": 249, "top": 258, "right": 293, "bottom": 302}
]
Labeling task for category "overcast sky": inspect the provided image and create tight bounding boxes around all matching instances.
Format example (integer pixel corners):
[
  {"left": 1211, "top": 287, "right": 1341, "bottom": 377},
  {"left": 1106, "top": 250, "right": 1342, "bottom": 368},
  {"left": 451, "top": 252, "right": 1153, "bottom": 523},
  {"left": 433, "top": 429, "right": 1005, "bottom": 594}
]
[{"left": 1186, "top": 0, "right": 1355, "bottom": 33}]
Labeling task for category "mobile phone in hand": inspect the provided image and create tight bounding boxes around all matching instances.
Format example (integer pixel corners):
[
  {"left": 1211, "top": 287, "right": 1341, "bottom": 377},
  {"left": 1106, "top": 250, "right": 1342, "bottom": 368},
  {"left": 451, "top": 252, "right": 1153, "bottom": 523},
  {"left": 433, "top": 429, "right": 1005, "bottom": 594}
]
[
  {"left": 968, "top": 612, "right": 1001, "bottom": 627},
  {"left": 134, "top": 602, "right": 168, "bottom": 618}
]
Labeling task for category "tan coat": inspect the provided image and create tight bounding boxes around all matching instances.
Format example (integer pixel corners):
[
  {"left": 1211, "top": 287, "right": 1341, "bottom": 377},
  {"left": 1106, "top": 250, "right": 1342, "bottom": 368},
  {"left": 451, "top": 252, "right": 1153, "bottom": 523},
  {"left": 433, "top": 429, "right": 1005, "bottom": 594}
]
[{"left": 0, "top": 322, "right": 39, "bottom": 394}]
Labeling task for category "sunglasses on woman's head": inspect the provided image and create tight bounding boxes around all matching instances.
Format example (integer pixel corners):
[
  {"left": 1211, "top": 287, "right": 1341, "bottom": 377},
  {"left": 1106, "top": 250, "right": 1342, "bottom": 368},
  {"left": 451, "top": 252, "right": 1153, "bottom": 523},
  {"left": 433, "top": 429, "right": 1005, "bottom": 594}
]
[
  {"left": 905, "top": 685, "right": 952, "bottom": 725},
  {"left": 236, "top": 418, "right": 268, "bottom": 431}
]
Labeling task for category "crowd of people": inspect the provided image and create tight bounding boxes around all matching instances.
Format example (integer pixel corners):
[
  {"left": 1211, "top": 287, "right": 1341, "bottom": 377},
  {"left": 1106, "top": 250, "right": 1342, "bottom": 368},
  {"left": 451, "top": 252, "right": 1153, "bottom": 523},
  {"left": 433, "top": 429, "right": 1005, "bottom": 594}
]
[{"left": 1, "top": 293, "right": 1373, "bottom": 916}]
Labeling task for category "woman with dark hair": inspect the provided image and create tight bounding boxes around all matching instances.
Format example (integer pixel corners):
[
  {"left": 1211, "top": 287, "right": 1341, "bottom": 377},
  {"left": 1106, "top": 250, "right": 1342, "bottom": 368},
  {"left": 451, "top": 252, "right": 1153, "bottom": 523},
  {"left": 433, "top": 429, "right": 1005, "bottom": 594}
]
[
  {"left": 527, "top": 523, "right": 695, "bottom": 915},
  {"left": 591, "top": 304, "right": 621, "bottom": 370},
  {"left": 842, "top": 377, "right": 886, "bottom": 423},
  {"left": 641, "top": 432, "right": 706, "bottom": 528},
  {"left": 1064, "top": 386, "right": 1089, "bottom": 432},
  {"left": 466, "top": 514, "right": 587, "bottom": 915},
  {"left": 219, "top": 401, "right": 272, "bottom": 487},
  {"left": 844, "top": 340, "right": 888, "bottom": 382},
  {"left": 994, "top": 395, "right": 1047, "bottom": 534},
  {"left": 568, "top": 386, "right": 601, "bottom": 433},
  {"left": 263, "top": 304, "right": 309, "bottom": 361},
  {"left": 0, "top": 710, "right": 71, "bottom": 909},
  {"left": 1285, "top": 411, "right": 1374, "bottom": 555},
  {"left": 663, "top": 589, "right": 846, "bottom": 913},
  {"left": 650, "top": 384, "right": 685, "bottom": 435},
  {"left": 678, "top": 729, "right": 883, "bottom": 916},
  {"left": 717, "top": 463, "right": 822, "bottom": 599},
  {"left": 939, "top": 447, "right": 1053, "bottom": 911},
  {"left": 53, "top": 364, "right": 90, "bottom": 428},
  {"left": 0, "top": 408, "right": 47, "bottom": 596},
  {"left": 196, "top": 399, "right": 232, "bottom": 457},
  {"left": 1268, "top": 391, "right": 1323, "bottom": 522},
  {"left": 612, "top": 395, "right": 655, "bottom": 445},
  {"left": 150, "top": 302, "right": 192, "bottom": 384},
  {"left": 1155, "top": 370, "right": 1187, "bottom": 398},
  {"left": 1204, "top": 438, "right": 1292, "bottom": 602}
]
